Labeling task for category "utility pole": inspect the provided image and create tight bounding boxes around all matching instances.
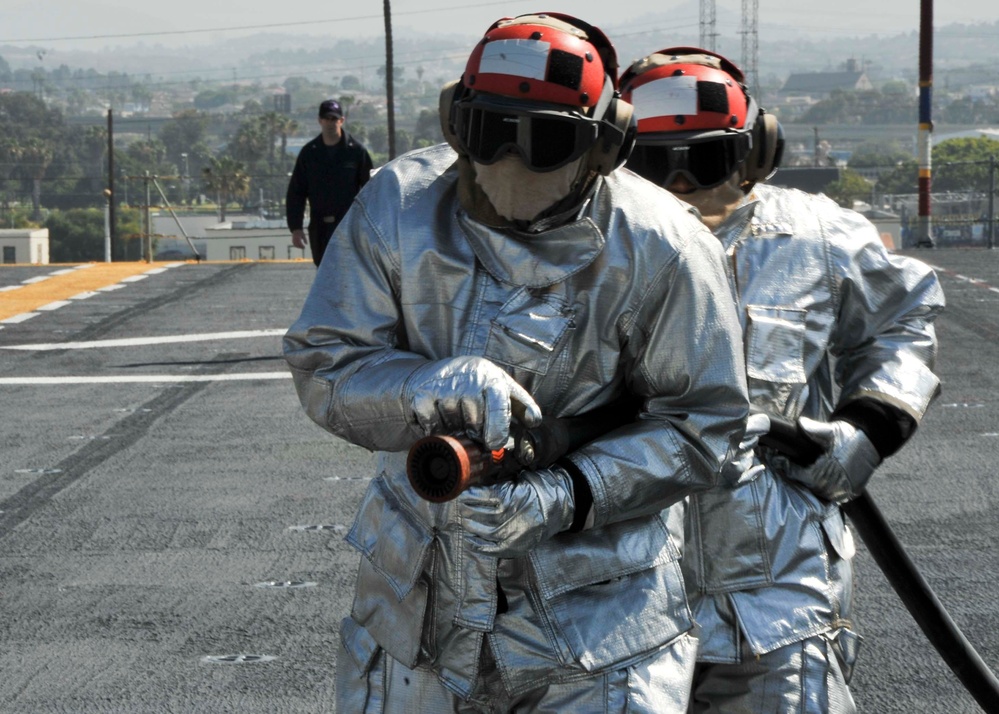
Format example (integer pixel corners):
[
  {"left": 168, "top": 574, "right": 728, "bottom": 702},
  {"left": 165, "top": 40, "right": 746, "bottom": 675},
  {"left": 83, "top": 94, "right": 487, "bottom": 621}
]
[
  {"left": 384, "top": 0, "right": 396, "bottom": 160},
  {"left": 916, "top": 0, "right": 935, "bottom": 247},
  {"left": 988, "top": 155, "right": 996, "bottom": 250},
  {"left": 107, "top": 109, "right": 116, "bottom": 261},
  {"left": 103, "top": 189, "right": 111, "bottom": 263},
  {"left": 145, "top": 170, "right": 152, "bottom": 262},
  {"left": 124, "top": 172, "right": 161, "bottom": 261},
  {"left": 181, "top": 152, "right": 189, "bottom": 205}
]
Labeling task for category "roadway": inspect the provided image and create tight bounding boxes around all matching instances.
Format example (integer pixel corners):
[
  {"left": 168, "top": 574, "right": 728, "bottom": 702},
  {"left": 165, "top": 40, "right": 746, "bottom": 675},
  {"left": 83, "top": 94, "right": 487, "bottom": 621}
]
[{"left": 0, "top": 252, "right": 997, "bottom": 712}]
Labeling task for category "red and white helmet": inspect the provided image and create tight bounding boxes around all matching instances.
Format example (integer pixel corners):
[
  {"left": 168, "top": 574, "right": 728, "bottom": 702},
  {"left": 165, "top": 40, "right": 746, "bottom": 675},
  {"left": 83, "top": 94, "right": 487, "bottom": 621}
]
[
  {"left": 442, "top": 13, "right": 635, "bottom": 175},
  {"left": 462, "top": 13, "right": 616, "bottom": 109},
  {"left": 619, "top": 47, "right": 782, "bottom": 189},
  {"left": 620, "top": 47, "right": 755, "bottom": 140}
]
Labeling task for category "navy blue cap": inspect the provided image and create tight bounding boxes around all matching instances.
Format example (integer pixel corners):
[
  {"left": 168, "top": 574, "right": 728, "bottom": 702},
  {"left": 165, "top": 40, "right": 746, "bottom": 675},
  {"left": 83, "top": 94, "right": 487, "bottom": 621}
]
[{"left": 319, "top": 99, "right": 343, "bottom": 118}]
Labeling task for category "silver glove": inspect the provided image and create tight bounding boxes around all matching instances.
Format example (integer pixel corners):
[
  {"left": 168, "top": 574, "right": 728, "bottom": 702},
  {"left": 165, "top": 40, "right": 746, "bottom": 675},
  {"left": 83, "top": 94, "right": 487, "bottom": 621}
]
[
  {"left": 458, "top": 466, "right": 576, "bottom": 559},
  {"left": 786, "top": 418, "right": 881, "bottom": 503},
  {"left": 404, "top": 356, "right": 542, "bottom": 450}
]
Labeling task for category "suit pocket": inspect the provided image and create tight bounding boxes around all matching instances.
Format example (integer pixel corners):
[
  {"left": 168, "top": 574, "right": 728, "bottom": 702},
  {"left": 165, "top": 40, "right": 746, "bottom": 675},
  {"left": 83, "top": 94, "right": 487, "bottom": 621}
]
[
  {"left": 745, "top": 305, "right": 807, "bottom": 383},
  {"left": 529, "top": 516, "right": 691, "bottom": 671},
  {"left": 346, "top": 476, "right": 434, "bottom": 602},
  {"left": 745, "top": 305, "right": 807, "bottom": 413},
  {"left": 484, "top": 288, "right": 574, "bottom": 376},
  {"left": 690, "top": 475, "right": 772, "bottom": 593}
]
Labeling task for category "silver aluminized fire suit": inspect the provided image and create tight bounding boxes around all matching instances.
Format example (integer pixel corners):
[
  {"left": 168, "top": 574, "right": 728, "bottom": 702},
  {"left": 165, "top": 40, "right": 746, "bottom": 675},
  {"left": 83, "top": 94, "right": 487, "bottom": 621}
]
[
  {"left": 283, "top": 143, "right": 749, "bottom": 706},
  {"left": 684, "top": 183, "right": 943, "bottom": 708}
]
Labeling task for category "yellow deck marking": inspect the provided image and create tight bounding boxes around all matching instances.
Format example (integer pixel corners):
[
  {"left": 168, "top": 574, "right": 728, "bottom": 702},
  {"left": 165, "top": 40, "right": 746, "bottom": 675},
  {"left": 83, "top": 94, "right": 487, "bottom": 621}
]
[{"left": 0, "top": 263, "right": 168, "bottom": 321}]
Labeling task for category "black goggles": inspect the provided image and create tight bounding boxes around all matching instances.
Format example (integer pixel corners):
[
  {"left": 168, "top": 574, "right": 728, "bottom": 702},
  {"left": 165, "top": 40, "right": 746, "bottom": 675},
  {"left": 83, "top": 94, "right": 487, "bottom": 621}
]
[
  {"left": 626, "top": 133, "right": 752, "bottom": 190},
  {"left": 451, "top": 97, "right": 602, "bottom": 172}
]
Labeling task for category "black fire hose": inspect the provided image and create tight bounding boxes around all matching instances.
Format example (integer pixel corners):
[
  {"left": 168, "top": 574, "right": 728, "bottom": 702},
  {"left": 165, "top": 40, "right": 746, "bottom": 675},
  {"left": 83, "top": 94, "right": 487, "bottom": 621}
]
[
  {"left": 406, "top": 397, "right": 640, "bottom": 503},
  {"left": 761, "top": 415, "right": 999, "bottom": 713}
]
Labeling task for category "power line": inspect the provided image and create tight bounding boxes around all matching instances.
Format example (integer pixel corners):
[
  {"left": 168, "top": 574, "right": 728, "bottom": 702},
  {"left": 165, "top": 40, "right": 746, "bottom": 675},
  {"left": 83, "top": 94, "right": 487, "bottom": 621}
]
[
  {"left": 0, "top": 0, "right": 532, "bottom": 44},
  {"left": 6, "top": 18, "right": 706, "bottom": 94}
]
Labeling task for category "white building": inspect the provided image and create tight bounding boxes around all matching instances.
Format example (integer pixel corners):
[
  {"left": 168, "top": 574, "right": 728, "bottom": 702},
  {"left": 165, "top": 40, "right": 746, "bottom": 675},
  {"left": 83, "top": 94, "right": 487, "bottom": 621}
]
[
  {"left": 0, "top": 228, "right": 50, "bottom": 265},
  {"left": 151, "top": 214, "right": 307, "bottom": 262}
]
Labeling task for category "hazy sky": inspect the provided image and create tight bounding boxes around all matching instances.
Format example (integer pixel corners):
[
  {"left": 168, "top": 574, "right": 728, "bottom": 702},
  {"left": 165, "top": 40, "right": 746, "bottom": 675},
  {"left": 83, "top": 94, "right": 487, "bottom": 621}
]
[{"left": 3, "top": 0, "right": 997, "bottom": 52}]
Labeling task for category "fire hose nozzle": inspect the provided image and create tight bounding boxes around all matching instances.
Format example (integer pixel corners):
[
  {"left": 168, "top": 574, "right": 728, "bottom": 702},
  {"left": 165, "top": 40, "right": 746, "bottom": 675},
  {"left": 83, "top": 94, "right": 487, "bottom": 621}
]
[
  {"left": 406, "top": 434, "right": 501, "bottom": 502},
  {"left": 405, "top": 396, "right": 641, "bottom": 503}
]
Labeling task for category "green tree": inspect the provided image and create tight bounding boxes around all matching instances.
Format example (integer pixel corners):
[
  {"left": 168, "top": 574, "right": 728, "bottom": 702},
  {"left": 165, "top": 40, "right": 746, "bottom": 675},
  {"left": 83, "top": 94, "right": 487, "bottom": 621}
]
[
  {"left": 0, "top": 137, "right": 22, "bottom": 181},
  {"left": 81, "top": 126, "right": 107, "bottom": 194},
  {"left": 126, "top": 138, "right": 167, "bottom": 167},
  {"left": 394, "top": 128, "right": 413, "bottom": 155},
  {"left": 256, "top": 110, "right": 299, "bottom": 210},
  {"left": 193, "top": 87, "right": 239, "bottom": 110},
  {"left": 823, "top": 169, "right": 873, "bottom": 208},
  {"left": 849, "top": 139, "right": 912, "bottom": 168},
  {"left": 338, "top": 94, "right": 356, "bottom": 119},
  {"left": 798, "top": 89, "right": 916, "bottom": 125},
  {"left": 876, "top": 159, "right": 919, "bottom": 195},
  {"left": 368, "top": 124, "right": 389, "bottom": 154},
  {"left": 159, "top": 110, "right": 209, "bottom": 166},
  {"left": 414, "top": 108, "right": 443, "bottom": 145},
  {"left": 0, "top": 92, "right": 59, "bottom": 139},
  {"left": 933, "top": 137, "right": 999, "bottom": 192},
  {"left": 242, "top": 99, "right": 264, "bottom": 115},
  {"left": 257, "top": 111, "right": 285, "bottom": 167},
  {"left": 940, "top": 95, "right": 999, "bottom": 125},
  {"left": 228, "top": 120, "right": 269, "bottom": 167},
  {"left": 45, "top": 207, "right": 142, "bottom": 262},
  {"left": 201, "top": 155, "right": 250, "bottom": 222}
]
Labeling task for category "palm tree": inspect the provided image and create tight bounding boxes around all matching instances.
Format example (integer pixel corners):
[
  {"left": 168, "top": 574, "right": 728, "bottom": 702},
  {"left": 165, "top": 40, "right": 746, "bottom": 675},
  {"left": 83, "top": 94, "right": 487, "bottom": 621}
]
[
  {"left": 257, "top": 111, "right": 285, "bottom": 167},
  {"left": 228, "top": 121, "right": 269, "bottom": 167},
  {"left": 259, "top": 112, "right": 299, "bottom": 214},
  {"left": 201, "top": 155, "right": 250, "bottom": 223},
  {"left": 277, "top": 115, "right": 299, "bottom": 169},
  {"left": 0, "top": 138, "right": 22, "bottom": 180}
]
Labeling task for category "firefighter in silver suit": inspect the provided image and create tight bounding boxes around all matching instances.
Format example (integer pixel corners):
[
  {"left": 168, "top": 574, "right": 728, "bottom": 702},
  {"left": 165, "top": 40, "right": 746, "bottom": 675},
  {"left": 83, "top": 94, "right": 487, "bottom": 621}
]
[
  {"left": 621, "top": 49, "right": 945, "bottom": 713},
  {"left": 283, "top": 16, "right": 750, "bottom": 713}
]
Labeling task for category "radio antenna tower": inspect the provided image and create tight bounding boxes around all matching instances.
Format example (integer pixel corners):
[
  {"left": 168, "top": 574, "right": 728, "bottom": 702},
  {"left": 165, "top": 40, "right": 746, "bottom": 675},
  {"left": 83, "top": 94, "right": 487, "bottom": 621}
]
[
  {"left": 699, "top": 0, "right": 717, "bottom": 52},
  {"left": 740, "top": 0, "right": 760, "bottom": 96}
]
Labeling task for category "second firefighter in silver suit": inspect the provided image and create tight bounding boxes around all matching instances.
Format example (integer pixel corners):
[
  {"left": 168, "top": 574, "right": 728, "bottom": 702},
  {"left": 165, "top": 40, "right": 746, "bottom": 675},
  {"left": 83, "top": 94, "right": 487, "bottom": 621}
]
[{"left": 622, "top": 49, "right": 944, "bottom": 713}]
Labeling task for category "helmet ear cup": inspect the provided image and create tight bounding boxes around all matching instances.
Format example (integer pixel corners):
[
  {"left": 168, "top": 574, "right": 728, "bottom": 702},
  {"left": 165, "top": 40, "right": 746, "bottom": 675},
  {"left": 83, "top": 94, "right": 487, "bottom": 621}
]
[
  {"left": 744, "top": 111, "right": 784, "bottom": 183},
  {"left": 439, "top": 80, "right": 464, "bottom": 154},
  {"left": 588, "top": 96, "right": 637, "bottom": 176}
]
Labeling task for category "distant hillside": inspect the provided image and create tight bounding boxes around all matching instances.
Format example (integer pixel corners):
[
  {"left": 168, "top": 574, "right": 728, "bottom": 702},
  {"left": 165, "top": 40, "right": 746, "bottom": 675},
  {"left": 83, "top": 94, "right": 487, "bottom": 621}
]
[{"left": 2, "top": 19, "right": 996, "bottom": 90}]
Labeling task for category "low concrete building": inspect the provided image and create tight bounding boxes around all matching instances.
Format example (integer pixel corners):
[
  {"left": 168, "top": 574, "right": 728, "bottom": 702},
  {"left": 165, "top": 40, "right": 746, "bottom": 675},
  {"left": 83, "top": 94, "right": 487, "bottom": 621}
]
[
  {"left": 151, "top": 214, "right": 307, "bottom": 262},
  {"left": 0, "top": 228, "right": 50, "bottom": 265}
]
